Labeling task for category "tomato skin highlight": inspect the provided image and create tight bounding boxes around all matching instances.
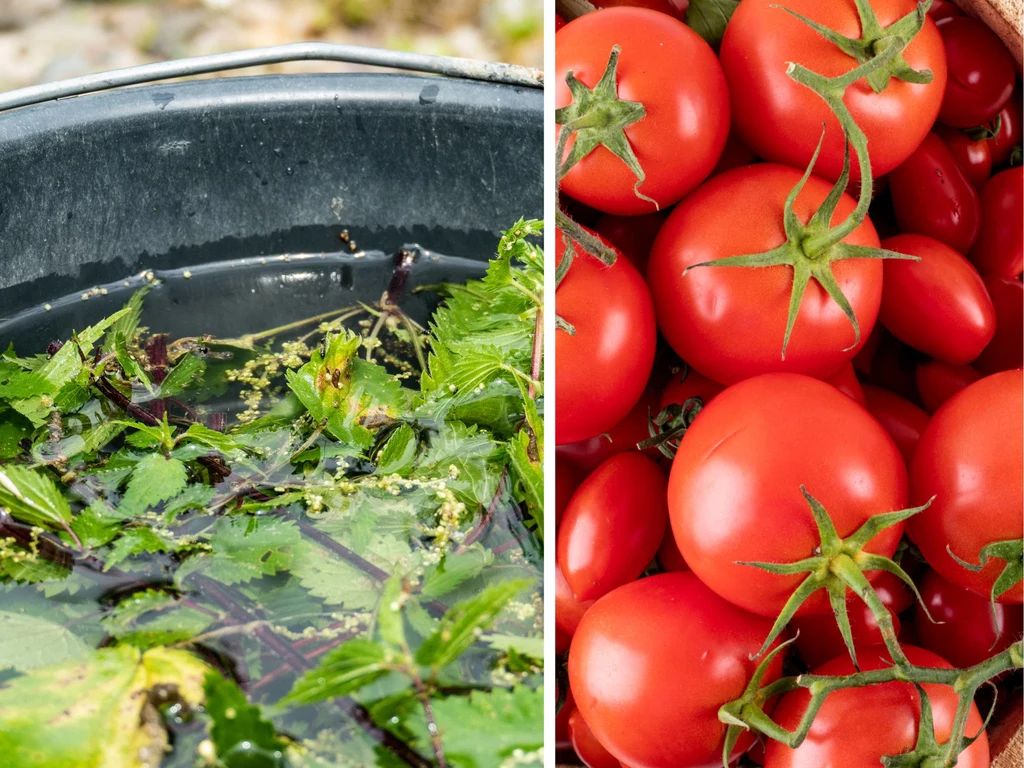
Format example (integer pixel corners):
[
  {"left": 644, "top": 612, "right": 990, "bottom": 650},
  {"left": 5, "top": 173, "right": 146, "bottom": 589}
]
[
  {"left": 569, "top": 708, "right": 623, "bottom": 768},
  {"left": 556, "top": 8, "right": 729, "bottom": 215},
  {"left": 569, "top": 572, "right": 785, "bottom": 768},
  {"left": 670, "top": 374, "right": 907, "bottom": 618},
  {"left": 558, "top": 453, "right": 668, "bottom": 602},
  {"left": 889, "top": 132, "right": 981, "bottom": 255},
  {"left": 974, "top": 276, "right": 1024, "bottom": 374},
  {"left": 915, "top": 568, "right": 1024, "bottom": 669},
  {"left": 935, "top": 124, "right": 992, "bottom": 188},
  {"left": 862, "top": 385, "right": 930, "bottom": 466},
  {"left": 910, "top": 370, "right": 1024, "bottom": 603},
  {"left": 556, "top": 229, "right": 656, "bottom": 445},
  {"left": 879, "top": 234, "right": 996, "bottom": 365},
  {"left": 936, "top": 16, "right": 1016, "bottom": 129},
  {"left": 648, "top": 164, "right": 883, "bottom": 386},
  {"left": 763, "top": 645, "right": 990, "bottom": 768},
  {"left": 970, "top": 166, "right": 1024, "bottom": 278},
  {"left": 721, "top": 0, "right": 947, "bottom": 182},
  {"left": 915, "top": 360, "right": 982, "bottom": 413},
  {"left": 556, "top": 388, "right": 662, "bottom": 473}
]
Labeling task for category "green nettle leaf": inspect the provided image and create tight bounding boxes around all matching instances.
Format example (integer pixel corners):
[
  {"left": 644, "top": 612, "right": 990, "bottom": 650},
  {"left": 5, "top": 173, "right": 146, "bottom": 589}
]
[
  {"left": 685, "top": 0, "right": 740, "bottom": 49},
  {"left": 413, "top": 422, "right": 502, "bottom": 508},
  {"left": 104, "top": 527, "right": 173, "bottom": 569},
  {"left": 375, "top": 424, "right": 419, "bottom": 475},
  {"left": 406, "top": 687, "right": 544, "bottom": 768},
  {"left": 118, "top": 453, "right": 188, "bottom": 516},
  {"left": 416, "top": 579, "right": 532, "bottom": 669},
  {"left": 420, "top": 546, "right": 494, "bottom": 599},
  {"left": 484, "top": 634, "right": 543, "bottom": 661},
  {"left": 377, "top": 573, "right": 408, "bottom": 649},
  {"left": 114, "top": 331, "right": 153, "bottom": 393},
  {"left": 102, "top": 286, "right": 149, "bottom": 354},
  {"left": 508, "top": 430, "right": 543, "bottom": 535},
  {"left": 0, "top": 465, "right": 72, "bottom": 533},
  {"left": 282, "top": 639, "right": 391, "bottom": 706},
  {"left": 155, "top": 353, "right": 205, "bottom": 398},
  {"left": 0, "top": 646, "right": 210, "bottom": 768},
  {"left": 0, "top": 612, "right": 90, "bottom": 672},
  {"left": 0, "top": 370, "right": 50, "bottom": 400},
  {"left": 204, "top": 673, "right": 288, "bottom": 768},
  {"left": 0, "top": 416, "right": 31, "bottom": 459},
  {"left": 175, "top": 516, "right": 302, "bottom": 585}
]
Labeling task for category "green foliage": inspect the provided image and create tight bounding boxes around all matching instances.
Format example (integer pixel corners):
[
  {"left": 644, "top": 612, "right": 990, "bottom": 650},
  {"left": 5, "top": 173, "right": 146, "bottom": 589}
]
[
  {"left": 205, "top": 673, "right": 289, "bottom": 768},
  {"left": 685, "top": 0, "right": 739, "bottom": 49},
  {"left": 0, "top": 465, "right": 72, "bottom": 533}
]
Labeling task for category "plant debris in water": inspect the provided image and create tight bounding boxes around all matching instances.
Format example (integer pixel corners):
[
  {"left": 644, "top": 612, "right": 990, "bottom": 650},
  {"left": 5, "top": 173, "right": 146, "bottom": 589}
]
[{"left": 0, "top": 220, "right": 544, "bottom": 768}]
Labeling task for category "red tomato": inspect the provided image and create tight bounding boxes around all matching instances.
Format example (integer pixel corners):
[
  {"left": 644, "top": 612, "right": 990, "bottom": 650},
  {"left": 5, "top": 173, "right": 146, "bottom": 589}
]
[
  {"left": 569, "top": 572, "right": 785, "bottom": 768},
  {"left": 879, "top": 234, "right": 996, "bottom": 364},
  {"left": 764, "top": 645, "right": 990, "bottom": 768},
  {"left": 789, "top": 571, "right": 910, "bottom": 668},
  {"left": 569, "top": 708, "right": 622, "bottom": 768},
  {"left": 974, "top": 277, "right": 1024, "bottom": 374},
  {"left": 916, "top": 361, "right": 982, "bottom": 413},
  {"left": 592, "top": 0, "right": 688, "bottom": 19},
  {"left": 555, "top": 562, "right": 595, "bottom": 646},
  {"left": 647, "top": 164, "right": 883, "bottom": 386},
  {"left": 658, "top": 366, "right": 724, "bottom": 411},
  {"left": 910, "top": 370, "right": 1024, "bottom": 603},
  {"left": 555, "top": 13, "right": 566, "bottom": 31},
  {"left": 916, "top": 568, "right": 1024, "bottom": 669},
  {"left": 556, "top": 8, "right": 729, "bottom": 215},
  {"left": 935, "top": 124, "right": 992, "bottom": 187},
  {"left": 556, "top": 229, "right": 656, "bottom": 444},
  {"left": 711, "top": 130, "right": 759, "bottom": 177},
  {"left": 593, "top": 213, "right": 665, "bottom": 274},
  {"left": 656, "top": 521, "right": 688, "bottom": 572},
  {"left": 558, "top": 453, "right": 668, "bottom": 602},
  {"left": 936, "top": 16, "right": 1016, "bottom": 128},
  {"left": 889, "top": 132, "right": 981, "bottom": 255},
  {"left": 862, "top": 384, "right": 930, "bottom": 465},
  {"left": 556, "top": 388, "right": 662, "bottom": 474},
  {"left": 970, "top": 167, "right": 1024, "bottom": 278},
  {"left": 670, "top": 374, "right": 907, "bottom": 617},
  {"left": 928, "top": 0, "right": 963, "bottom": 20},
  {"left": 826, "top": 362, "right": 866, "bottom": 406},
  {"left": 721, "top": 0, "right": 947, "bottom": 182},
  {"left": 858, "top": 327, "right": 922, "bottom": 401},
  {"left": 556, "top": 685, "right": 574, "bottom": 749},
  {"left": 555, "top": 460, "right": 581, "bottom": 531},
  {"left": 988, "top": 87, "right": 1022, "bottom": 168}
]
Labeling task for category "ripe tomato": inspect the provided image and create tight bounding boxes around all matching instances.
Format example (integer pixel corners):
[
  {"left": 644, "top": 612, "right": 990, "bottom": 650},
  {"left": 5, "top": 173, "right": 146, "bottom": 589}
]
[
  {"left": 764, "top": 645, "right": 990, "bottom": 768},
  {"left": 910, "top": 370, "right": 1023, "bottom": 603},
  {"left": 569, "top": 572, "right": 785, "bottom": 768},
  {"left": 556, "top": 229, "right": 656, "bottom": 444},
  {"left": 569, "top": 708, "right": 622, "bottom": 768},
  {"left": 916, "top": 361, "right": 982, "bottom": 413},
  {"left": 858, "top": 327, "right": 922, "bottom": 401},
  {"left": 970, "top": 167, "right": 1024, "bottom": 278},
  {"left": 974, "top": 277, "right": 1024, "bottom": 374},
  {"left": 555, "top": 562, "right": 595, "bottom": 647},
  {"left": 936, "top": 16, "right": 1016, "bottom": 128},
  {"left": 556, "top": 685, "right": 574, "bottom": 749},
  {"left": 556, "top": 388, "right": 662, "bottom": 474},
  {"left": 592, "top": 0, "right": 688, "bottom": 20},
  {"left": 556, "top": 13, "right": 566, "bottom": 31},
  {"left": 889, "top": 132, "right": 981, "bottom": 255},
  {"left": 789, "top": 571, "right": 911, "bottom": 668},
  {"left": 862, "top": 384, "right": 930, "bottom": 465},
  {"left": 555, "top": 8, "right": 729, "bottom": 215},
  {"left": 558, "top": 453, "right": 668, "bottom": 602},
  {"left": 658, "top": 365, "right": 724, "bottom": 411},
  {"left": 656, "top": 521, "right": 688, "bottom": 572},
  {"left": 915, "top": 568, "right": 1024, "bottom": 669},
  {"left": 988, "top": 87, "right": 1022, "bottom": 167},
  {"left": 935, "top": 124, "right": 992, "bottom": 187},
  {"left": 711, "top": 130, "right": 759, "bottom": 177},
  {"left": 670, "top": 374, "right": 907, "bottom": 617},
  {"left": 594, "top": 213, "right": 665, "bottom": 274},
  {"left": 826, "top": 362, "right": 866, "bottom": 406},
  {"left": 555, "top": 460, "right": 582, "bottom": 531},
  {"left": 879, "top": 234, "right": 996, "bottom": 365},
  {"left": 928, "top": 0, "right": 963, "bottom": 20},
  {"left": 647, "top": 164, "right": 883, "bottom": 385},
  {"left": 721, "top": 0, "right": 947, "bottom": 182}
]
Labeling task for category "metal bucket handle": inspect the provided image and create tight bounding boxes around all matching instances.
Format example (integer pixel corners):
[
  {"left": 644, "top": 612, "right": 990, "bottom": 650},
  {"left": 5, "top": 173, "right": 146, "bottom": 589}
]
[{"left": 0, "top": 41, "right": 543, "bottom": 114}]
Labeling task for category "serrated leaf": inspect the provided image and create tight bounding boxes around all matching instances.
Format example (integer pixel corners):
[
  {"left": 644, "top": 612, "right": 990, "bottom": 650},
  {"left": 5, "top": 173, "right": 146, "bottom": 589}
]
[
  {"left": 205, "top": 673, "right": 288, "bottom": 768},
  {"left": 104, "top": 527, "right": 172, "bottom": 569},
  {"left": 282, "top": 639, "right": 390, "bottom": 706},
  {"left": 102, "top": 286, "right": 149, "bottom": 354},
  {"left": 0, "top": 465, "right": 72, "bottom": 533},
  {"left": 416, "top": 579, "right": 531, "bottom": 669},
  {"left": 376, "top": 424, "right": 418, "bottom": 475},
  {"left": 155, "top": 353, "right": 205, "bottom": 398},
  {"left": 174, "top": 516, "right": 301, "bottom": 585},
  {"left": 377, "top": 573, "right": 408, "bottom": 649},
  {"left": 421, "top": 546, "right": 494, "bottom": 598},
  {"left": 118, "top": 453, "right": 187, "bottom": 515},
  {"left": 685, "top": 0, "right": 739, "bottom": 49},
  {"left": 0, "top": 612, "right": 90, "bottom": 671}
]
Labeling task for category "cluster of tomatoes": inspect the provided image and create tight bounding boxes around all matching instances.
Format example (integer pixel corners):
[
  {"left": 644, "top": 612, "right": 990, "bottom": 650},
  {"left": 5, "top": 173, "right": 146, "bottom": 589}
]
[{"left": 554, "top": 1, "right": 1023, "bottom": 767}]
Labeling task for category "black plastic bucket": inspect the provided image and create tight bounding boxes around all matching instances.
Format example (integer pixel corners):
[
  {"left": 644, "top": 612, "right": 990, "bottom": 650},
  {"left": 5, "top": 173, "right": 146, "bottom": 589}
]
[{"left": 0, "top": 69, "right": 542, "bottom": 346}]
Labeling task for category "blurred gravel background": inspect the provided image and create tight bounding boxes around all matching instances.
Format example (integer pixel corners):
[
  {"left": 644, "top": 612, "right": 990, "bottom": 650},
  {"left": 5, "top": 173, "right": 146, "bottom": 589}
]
[{"left": 0, "top": 0, "right": 542, "bottom": 92}]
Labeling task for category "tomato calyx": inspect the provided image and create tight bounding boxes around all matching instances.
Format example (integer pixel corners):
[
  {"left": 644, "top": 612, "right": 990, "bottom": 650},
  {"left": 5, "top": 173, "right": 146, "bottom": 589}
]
[
  {"left": 636, "top": 397, "right": 704, "bottom": 458},
  {"left": 740, "top": 486, "right": 932, "bottom": 668},
  {"left": 947, "top": 537, "right": 1024, "bottom": 612},
  {"left": 777, "top": 0, "right": 935, "bottom": 94},
  {"left": 717, "top": 635, "right": 1023, "bottom": 768},
  {"left": 964, "top": 113, "right": 1002, "bottom": 142},
  {"left": 556, "top": 45, "right": 656, "bottom": 208}
]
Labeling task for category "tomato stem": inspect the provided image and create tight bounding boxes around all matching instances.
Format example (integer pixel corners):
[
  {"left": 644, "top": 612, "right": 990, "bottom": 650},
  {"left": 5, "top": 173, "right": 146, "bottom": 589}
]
[{"left": 946, "top": 537, "right": 1024, "bottom": 616}]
